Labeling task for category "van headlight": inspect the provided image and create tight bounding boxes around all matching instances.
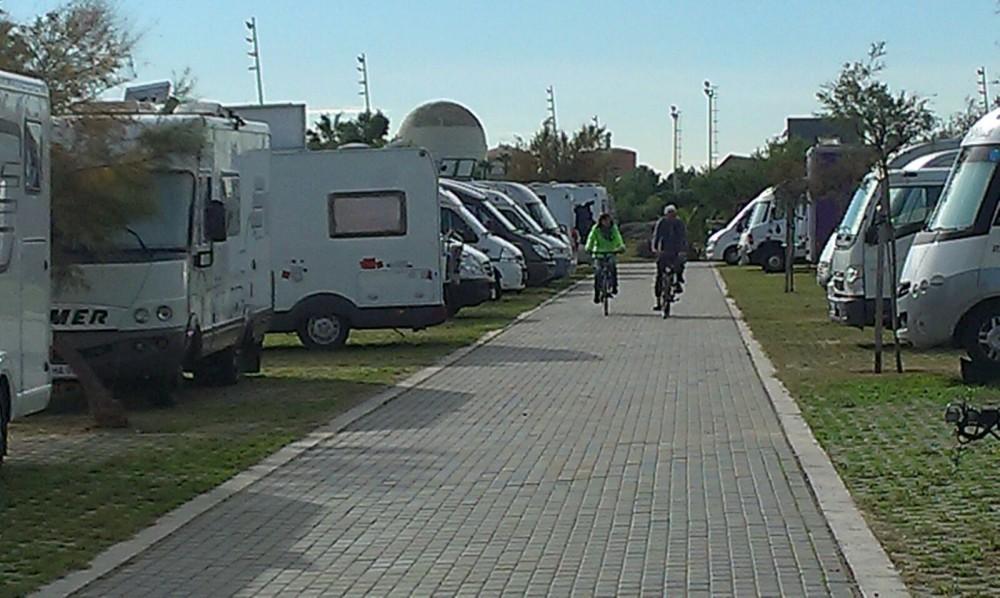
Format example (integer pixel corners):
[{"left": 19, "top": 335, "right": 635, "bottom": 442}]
[
  {"left": 156, "top": 305, "right": 173, "bottom": 321},
  {"left": 134, "top": 308, "right": 150, "bottom": 324},
  {"left": 532, "top": 244, "right": 551, "bottom": 259}
]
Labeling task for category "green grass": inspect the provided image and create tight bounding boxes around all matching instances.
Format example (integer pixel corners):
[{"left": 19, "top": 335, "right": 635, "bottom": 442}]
[
  {"left": 0, "top": 278, "right": 578, "bottom": 597},
  {"left": 720, "top": 266, "right": 1000, "bottom": 597}
]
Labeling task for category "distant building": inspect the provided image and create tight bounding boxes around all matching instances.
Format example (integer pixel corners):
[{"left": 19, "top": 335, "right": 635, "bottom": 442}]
[
  {"left": 715, "top": 154, "right": 754, "bottom": 174},
  {"left": 785, "top": 116, "right": 859, "bottom": 145}
]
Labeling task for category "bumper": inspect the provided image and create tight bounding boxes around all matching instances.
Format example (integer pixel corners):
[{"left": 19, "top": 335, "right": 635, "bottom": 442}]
[
  {"left": 898, "top": 305, "right": 955, "bottom": 349},
  {"left": 827, "top": 294, "right": 891, "bottom": 328},
  {"left": 553, "top": 257, "right": 572, "bottom": 278},
  {"left": 526, "top": 260, "right": 557, "bottom": 286},
  {"left": 495, "top": 260, "right": 526, "bottom": 291},
  {"left": 52, "top": 327, "right": 187, "bottom": 383},
  {"left": 448, "top": 279, "right": 493, "bottom": 310}
]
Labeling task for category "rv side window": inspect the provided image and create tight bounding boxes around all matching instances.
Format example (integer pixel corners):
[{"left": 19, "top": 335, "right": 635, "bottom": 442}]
[
  {"left": 221, "top": 175, "right": 241, "bottom": 237},
  {"left": 328, "top": 191, "right": 406, "bottom": 238},
  {"left": 24, "top": 120, "right": 42, "bottom": 194}
]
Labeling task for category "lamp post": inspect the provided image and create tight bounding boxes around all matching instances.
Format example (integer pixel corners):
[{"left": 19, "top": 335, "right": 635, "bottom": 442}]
[
  {"left": 703, "top": 80, "right": 717, "bottom": 170},
  {"left": 670, "top": 105, "right": 680, "bottom": 192},
  {"left": 245, "top": 17, "right": 264, "bottom": 105}
]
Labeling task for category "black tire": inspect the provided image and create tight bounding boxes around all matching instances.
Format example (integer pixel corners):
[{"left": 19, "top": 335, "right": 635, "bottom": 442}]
[
  {"left": 296, "top": 313, "right": 350, "bottom": 350},
  {"left": 763, "top": 247, "right": 785, "bottom": 273},
  {"left": 962, "top": 304, "right": 1000, "bottom": 367},
  {"left": 492, "top": 272, "right": 503, "bottom": 301},
  {"left": 243, "top": 338, "right": 263, "bottom": 374},
  {"left": 146, "top": 371, "right": 180, "bottom": 407},
  {"left": 0, "top": 383, "right": 9, "bottom": 466},
  {"left": 723, "top": 245, "right": 739, "bottom": 266},
  {"left": 193, "top": 346, "right": 241, "bottom": 387}
]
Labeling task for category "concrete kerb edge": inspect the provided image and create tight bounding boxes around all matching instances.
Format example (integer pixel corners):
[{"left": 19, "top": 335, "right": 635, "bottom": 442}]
[
  {"left": 711, "top": 266, "right": 909, "bottom": 598},
  {"left": 34, "top": 279, "right": 584, "bottom": 598}
]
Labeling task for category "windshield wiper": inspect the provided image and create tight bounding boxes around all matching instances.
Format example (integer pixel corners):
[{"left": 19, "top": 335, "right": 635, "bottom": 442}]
[{"left": 125, "top": 227, "right": 151, "bottom": 257}]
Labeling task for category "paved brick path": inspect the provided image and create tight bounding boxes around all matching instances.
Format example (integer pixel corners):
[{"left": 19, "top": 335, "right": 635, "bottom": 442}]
[{"left": 75, "top": 263, "right": 858, "bottom": 597}]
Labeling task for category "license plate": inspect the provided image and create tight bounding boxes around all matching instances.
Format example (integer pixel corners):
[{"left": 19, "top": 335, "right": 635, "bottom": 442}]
[{"left": 51, "top": 363, "right": 77, "bottom": 380}]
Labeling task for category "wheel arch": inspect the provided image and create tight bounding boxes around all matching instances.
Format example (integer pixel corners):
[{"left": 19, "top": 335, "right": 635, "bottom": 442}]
[
  {"left": 952, "top": 295, "right": 1000, "bottom": 347},
  {"left": 290, "top": 293, "right": 358, "bottom": 327}
]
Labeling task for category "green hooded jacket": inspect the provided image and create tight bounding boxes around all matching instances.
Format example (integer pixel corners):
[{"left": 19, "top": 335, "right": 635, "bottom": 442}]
[{"left": 585, "top": 223, "right": 625, "bottom": 255}]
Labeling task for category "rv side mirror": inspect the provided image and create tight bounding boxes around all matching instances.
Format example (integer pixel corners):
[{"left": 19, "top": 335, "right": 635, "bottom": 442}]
[
  {"left": 194, "top": 249, "right": 214, "bottom": 268},
  {"left": 205, "top": 200, "right": 227, "bottom": 243}
]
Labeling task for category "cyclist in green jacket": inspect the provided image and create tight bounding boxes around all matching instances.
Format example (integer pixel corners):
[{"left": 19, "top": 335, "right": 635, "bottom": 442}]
[{"left": 585, "top": 213, "right": 626, "bottom": 303}]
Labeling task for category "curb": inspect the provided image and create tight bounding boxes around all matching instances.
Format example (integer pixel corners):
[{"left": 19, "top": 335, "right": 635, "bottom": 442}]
[
  {"left": 711, "top": 267, "right": 909, "bottom": 598},
  {"left": 35, "top": 280, "right": 583, "bottom": 598}
]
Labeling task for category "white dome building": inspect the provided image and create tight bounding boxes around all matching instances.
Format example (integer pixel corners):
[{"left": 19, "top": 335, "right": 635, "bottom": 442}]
[{"left": 395, "top": 101, "right": 488, "bottom": 169}]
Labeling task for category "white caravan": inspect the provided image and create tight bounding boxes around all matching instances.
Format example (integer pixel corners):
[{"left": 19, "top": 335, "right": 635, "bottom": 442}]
[
  {"left": 737, "top": 188, "right": 810, "bottom": 272},
  {"left": 0, "top": 71, "right": 51, "bottom": 462},
  {"left": 705, "top": 196, "right": 763, "bottom": 265},
  {"left": 51, "top": 102, "right": 272, "bottom": 400},
  {"left": 827, "top": 143, "right": 958, "bottom": 327},
  {"left": 439, "top": 187, "right": 525, "bottom": 293},
  {"left": 900, "top": 108, "right": 1000, "bottom": 367},
  {"left": 268, "top": 146, "right": 447, "bottom": 349}
]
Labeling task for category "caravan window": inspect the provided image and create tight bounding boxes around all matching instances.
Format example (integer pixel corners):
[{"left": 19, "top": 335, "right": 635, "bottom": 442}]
[
  {"left": 221, "top": 175, "right": 241, "bottom": 237},
  {"left": 329, "top": 191, "right": 406, "bottom": 238},
  {"left": 24, "top": 120, "right": 42, "bottom": 194}
]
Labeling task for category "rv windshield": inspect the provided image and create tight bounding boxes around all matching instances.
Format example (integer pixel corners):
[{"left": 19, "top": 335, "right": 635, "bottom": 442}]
[
  {"left": 524, "top": 202, "right": 560, "bottom": 231},
  {"left": 927, "top": 146, "right": 1000, "bottom": 232},
  {"left": 890, "top": 184, "right": 942, "bottom": 230},
  {"left": 500, "top": 203, "right": 544, "bottom": 234},
  {"left": 107, "top": 172, "right": 194, "bottom": 254},
  {"left": 839, "top": 176, "right": 877, "bottom": 239},
  {"left": 469, "top": 200, "right": 518, "bottom": 233}
]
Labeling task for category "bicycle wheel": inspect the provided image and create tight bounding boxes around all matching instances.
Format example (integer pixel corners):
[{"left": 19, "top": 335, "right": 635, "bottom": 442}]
[{"left": 602, "top": 286, "right": 610, "bottom": 316}]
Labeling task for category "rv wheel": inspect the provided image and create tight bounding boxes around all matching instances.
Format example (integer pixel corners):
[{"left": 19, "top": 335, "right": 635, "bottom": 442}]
[
  {"left": 193, "top": 347, "right": 242, "bottom": 386},
  {"left": 146, "top": 371, "right": 180, "bottom": 407},
  {"left": 723, "top": 246, "right": 739, "bottom": 265},
  {"left": 298, "top": 313, "right": 350, "bottom": 350},
  {"left": 0, "top": 384, "right": 9, "bottom": 466},
  {"left": 763, "top": 248, "right": 785, "bottom": 273},
  {"left": 963, "top": 304, "right": 1000, "bottom": 367}
]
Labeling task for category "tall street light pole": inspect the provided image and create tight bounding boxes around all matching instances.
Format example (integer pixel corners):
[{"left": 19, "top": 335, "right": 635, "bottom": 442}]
[
  {"left": 357, "top": 53, "right": 371, "bottom": 114},
  {"left": 703, "top": 80, "right": 717, "bottom": 171},
  {"left": 245, "top": 17, "right": 264, "bottom": 105},
  {"left": 977, "top": 67, "right": 990, "bottom": 113},
  {"left": 670, "top": 105, "right": 681, "bottom": 192}
]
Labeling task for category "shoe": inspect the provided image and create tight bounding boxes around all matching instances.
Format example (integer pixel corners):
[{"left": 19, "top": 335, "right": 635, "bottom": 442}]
[
  {"left": 653, "top": 302, "right": 662, "bottom": 311},
  {"left": 612, "top": 287, "right": 619, "bottom": 296},
  {"left": 594, "top": 293, "right": 601, "bottom": 304},
  {"left": 673, "top": 284, "right": 683, "bottom": 294}
]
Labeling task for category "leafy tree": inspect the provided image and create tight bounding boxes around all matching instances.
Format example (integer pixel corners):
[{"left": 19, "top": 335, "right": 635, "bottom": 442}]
[
  {"left": 0, "top": 0, "right": 137, "bottom": 112},
  {"left": 935, "top": 97, "right": 985, "bottom": 140},
  {"left": 307, "top": 110, "right": 390, "bottom": 149},
  {"left": 817, "top": 42, "right": 936, "bottom": 373}
]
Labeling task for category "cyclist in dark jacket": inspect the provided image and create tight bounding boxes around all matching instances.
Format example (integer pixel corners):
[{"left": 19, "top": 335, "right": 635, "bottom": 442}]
[{"left": 651, "top": 204, "right": 687, "bottom": 310}]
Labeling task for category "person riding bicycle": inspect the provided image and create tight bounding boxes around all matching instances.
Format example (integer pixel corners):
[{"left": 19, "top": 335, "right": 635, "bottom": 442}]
[
  {"left": 585, "top": 212, "right": 625, "bottom": 304},
  {"left": 652, "top": 204, "right": 687, "bottom": 310}
]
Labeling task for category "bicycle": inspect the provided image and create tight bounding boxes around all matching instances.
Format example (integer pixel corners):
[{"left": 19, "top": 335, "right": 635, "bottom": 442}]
[
  {"left": 593, "top": 253, "right": 617, "bottom": 316},
  {"left": 659, "top": 264, "right": 679, "bottom": 318}
]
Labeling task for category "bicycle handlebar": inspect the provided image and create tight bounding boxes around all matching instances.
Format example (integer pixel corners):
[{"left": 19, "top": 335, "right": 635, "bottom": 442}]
[{"left": 945, "top": 402, "right": 1000, "bottom": 444}]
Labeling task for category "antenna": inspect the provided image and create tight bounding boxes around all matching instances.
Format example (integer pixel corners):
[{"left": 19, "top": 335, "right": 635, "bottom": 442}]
[
  {"left": 703, "top": 81, "right": 719, "bottom": 170},
  {"left": 670, "top": 105, "right": 681, "bottom": 192},
  {"left": 546, "top": 86, "right": 558, "bottom": 131},
  {"left": 357, "top": 53, "right": 371, "bottom": 114},
  {"left": 245, "top": 17, "right": 264, "bottom": 105}
]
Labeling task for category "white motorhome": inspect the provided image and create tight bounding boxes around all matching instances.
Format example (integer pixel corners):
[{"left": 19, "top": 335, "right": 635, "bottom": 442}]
[
  {"left": 827, "top": 143, "right": 958, "bottom": 327},
  {"left": 705, "top": 196, "right": 763, "bottom": 265},
  {"left": 737, "top": 188, "right": 810, "bottom": 272},
  {"left": 51, "top": 101, "right": 272, "bottom": 401},
  {"left": 900, "top": 109, "right": 1000, "bottom": 367},
  {"left": 477, "top": 181, "right": 575, "bottom": 261},
  {"left": 0, "top": 71, "right": 51, "bottom": 462},
  {"left": 439, "top": 188, "right": 525, "bottom": 293},
  {"left": 529, "top": 183, "right": 576, "bottom": 235},
  {"left": 268, "top": 146, "right": 447, "bottom": 349}
]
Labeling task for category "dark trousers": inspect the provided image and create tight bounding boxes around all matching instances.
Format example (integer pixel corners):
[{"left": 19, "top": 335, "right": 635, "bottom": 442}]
[
  {"left": 654, "top": 252, "right": 684, "bottom": 298},
  {"left": 594, "top": 255, "right": 618, "bottom": 294}
]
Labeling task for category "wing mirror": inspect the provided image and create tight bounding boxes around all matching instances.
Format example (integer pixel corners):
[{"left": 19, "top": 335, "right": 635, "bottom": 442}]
[{"left": 205, "top": 200, "right": 227, "bottom": 243}]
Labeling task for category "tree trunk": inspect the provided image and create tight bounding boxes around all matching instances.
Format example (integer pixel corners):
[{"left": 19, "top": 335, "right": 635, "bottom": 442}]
[
  {"left": 53, "top": 337, "right": 128, "bottom": 428},
  {"left": 785, "top": 200, "right": 795, "bottom": 293}
]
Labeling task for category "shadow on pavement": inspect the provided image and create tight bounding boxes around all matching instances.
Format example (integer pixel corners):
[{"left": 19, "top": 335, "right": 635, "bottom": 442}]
[
  {"left": 345, "top": 387, "right": 474, "bottom": 432},
  {"left": 452, "top": 344, "right": 601, "bottom": 367}
]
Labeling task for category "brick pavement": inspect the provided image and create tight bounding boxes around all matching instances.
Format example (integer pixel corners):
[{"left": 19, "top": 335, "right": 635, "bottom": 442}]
[{"left": 73, "top": 263, "right": 859, "bottom": 597}]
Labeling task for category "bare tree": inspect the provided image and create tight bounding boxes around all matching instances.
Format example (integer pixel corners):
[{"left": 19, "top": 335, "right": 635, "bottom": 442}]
[{"left": 817, "top": 42, "right": 936, "bottom": 373}]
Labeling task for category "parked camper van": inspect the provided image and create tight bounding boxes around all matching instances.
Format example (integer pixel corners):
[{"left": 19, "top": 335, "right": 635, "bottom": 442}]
[
  {"left": 439, "top": 187, "right": 525, "bottom": 293},
  {"left": 705, "top": 197, "right": 762, "bottom": 265},
  {"left": 827, "top": 142, "right": 958, "bottom": 327},
  {"left": 0, "top": 71, "right": 51, "bottom": 462},
  {"left": 737, "top": 188, "right": 810, "bottom": 271},
  {"left": 51, "top": 101, "right": 272, "bottom": 399},
  {"left": 269, "top": 146, "right": 447, "bottom": 349},
  {"left": 899, "top": 109, "right": 1000, "bottom": 367},
  {"left": 442, "top": 179, "right": 557, "bottom": 286},
  {"left": 477, "top": 181, "right": 575, "bottom": 262},
  {"left": 472, "top": 185, "right": 573, "bottom": 278}
]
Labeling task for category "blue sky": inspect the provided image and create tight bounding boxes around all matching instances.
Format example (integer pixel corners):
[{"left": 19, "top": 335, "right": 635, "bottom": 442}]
[{"left": 8, "top": 0, "right": 1000, "bottom": 172}]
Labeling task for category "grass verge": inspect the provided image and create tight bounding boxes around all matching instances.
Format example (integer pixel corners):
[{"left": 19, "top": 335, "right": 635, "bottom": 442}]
[
  {"left": 0, "top": 277, "right": 578, "bottom": 597},
  {"left": 719, "top": 266, "right": 1000, "bottom": 597}
]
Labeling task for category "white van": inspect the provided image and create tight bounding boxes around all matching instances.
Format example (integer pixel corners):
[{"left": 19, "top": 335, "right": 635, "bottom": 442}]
[
  {"left": 439, "top": 187, "right": 525, "bottom": 293},
  {"left": 827, "top": 144, "right": 958, "bottom": 327},
  {"left": 737, "top": 188, "right": 810, "bottom": 271},
  {"left": 0, "top": 71, "right": 51, "bottom": 462},
  {"left": 268, "top": 146, "right": 447, "bottom": 349},
  {"left": 477, "top": 181, "right": 575, "bottom": 260},
  {"left": 900, "top": 109, "right": 1000, "bottom": 367},
  {"left": 51, "top": 103, "right": 272, "bottom": 400},
  {"left": 705, "top": 196, "right": 762, "bottom": 265}
]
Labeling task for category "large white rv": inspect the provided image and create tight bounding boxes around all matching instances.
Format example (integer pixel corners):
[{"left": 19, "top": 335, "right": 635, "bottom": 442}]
[
  {"left": 51, "top": 102, "right": 273, "bottom": 401},
  {"left": 0, "top": 71, "right": 51, "bottom": 462},
  {"left": 268, "top": 146, "right": 447, "bottom": 349},
  {"left": 900, "top": 108, "right": 1000, "bottom": 368},
  {"left": 826, "top": 142, "right": 958, "bottom": 327}
]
